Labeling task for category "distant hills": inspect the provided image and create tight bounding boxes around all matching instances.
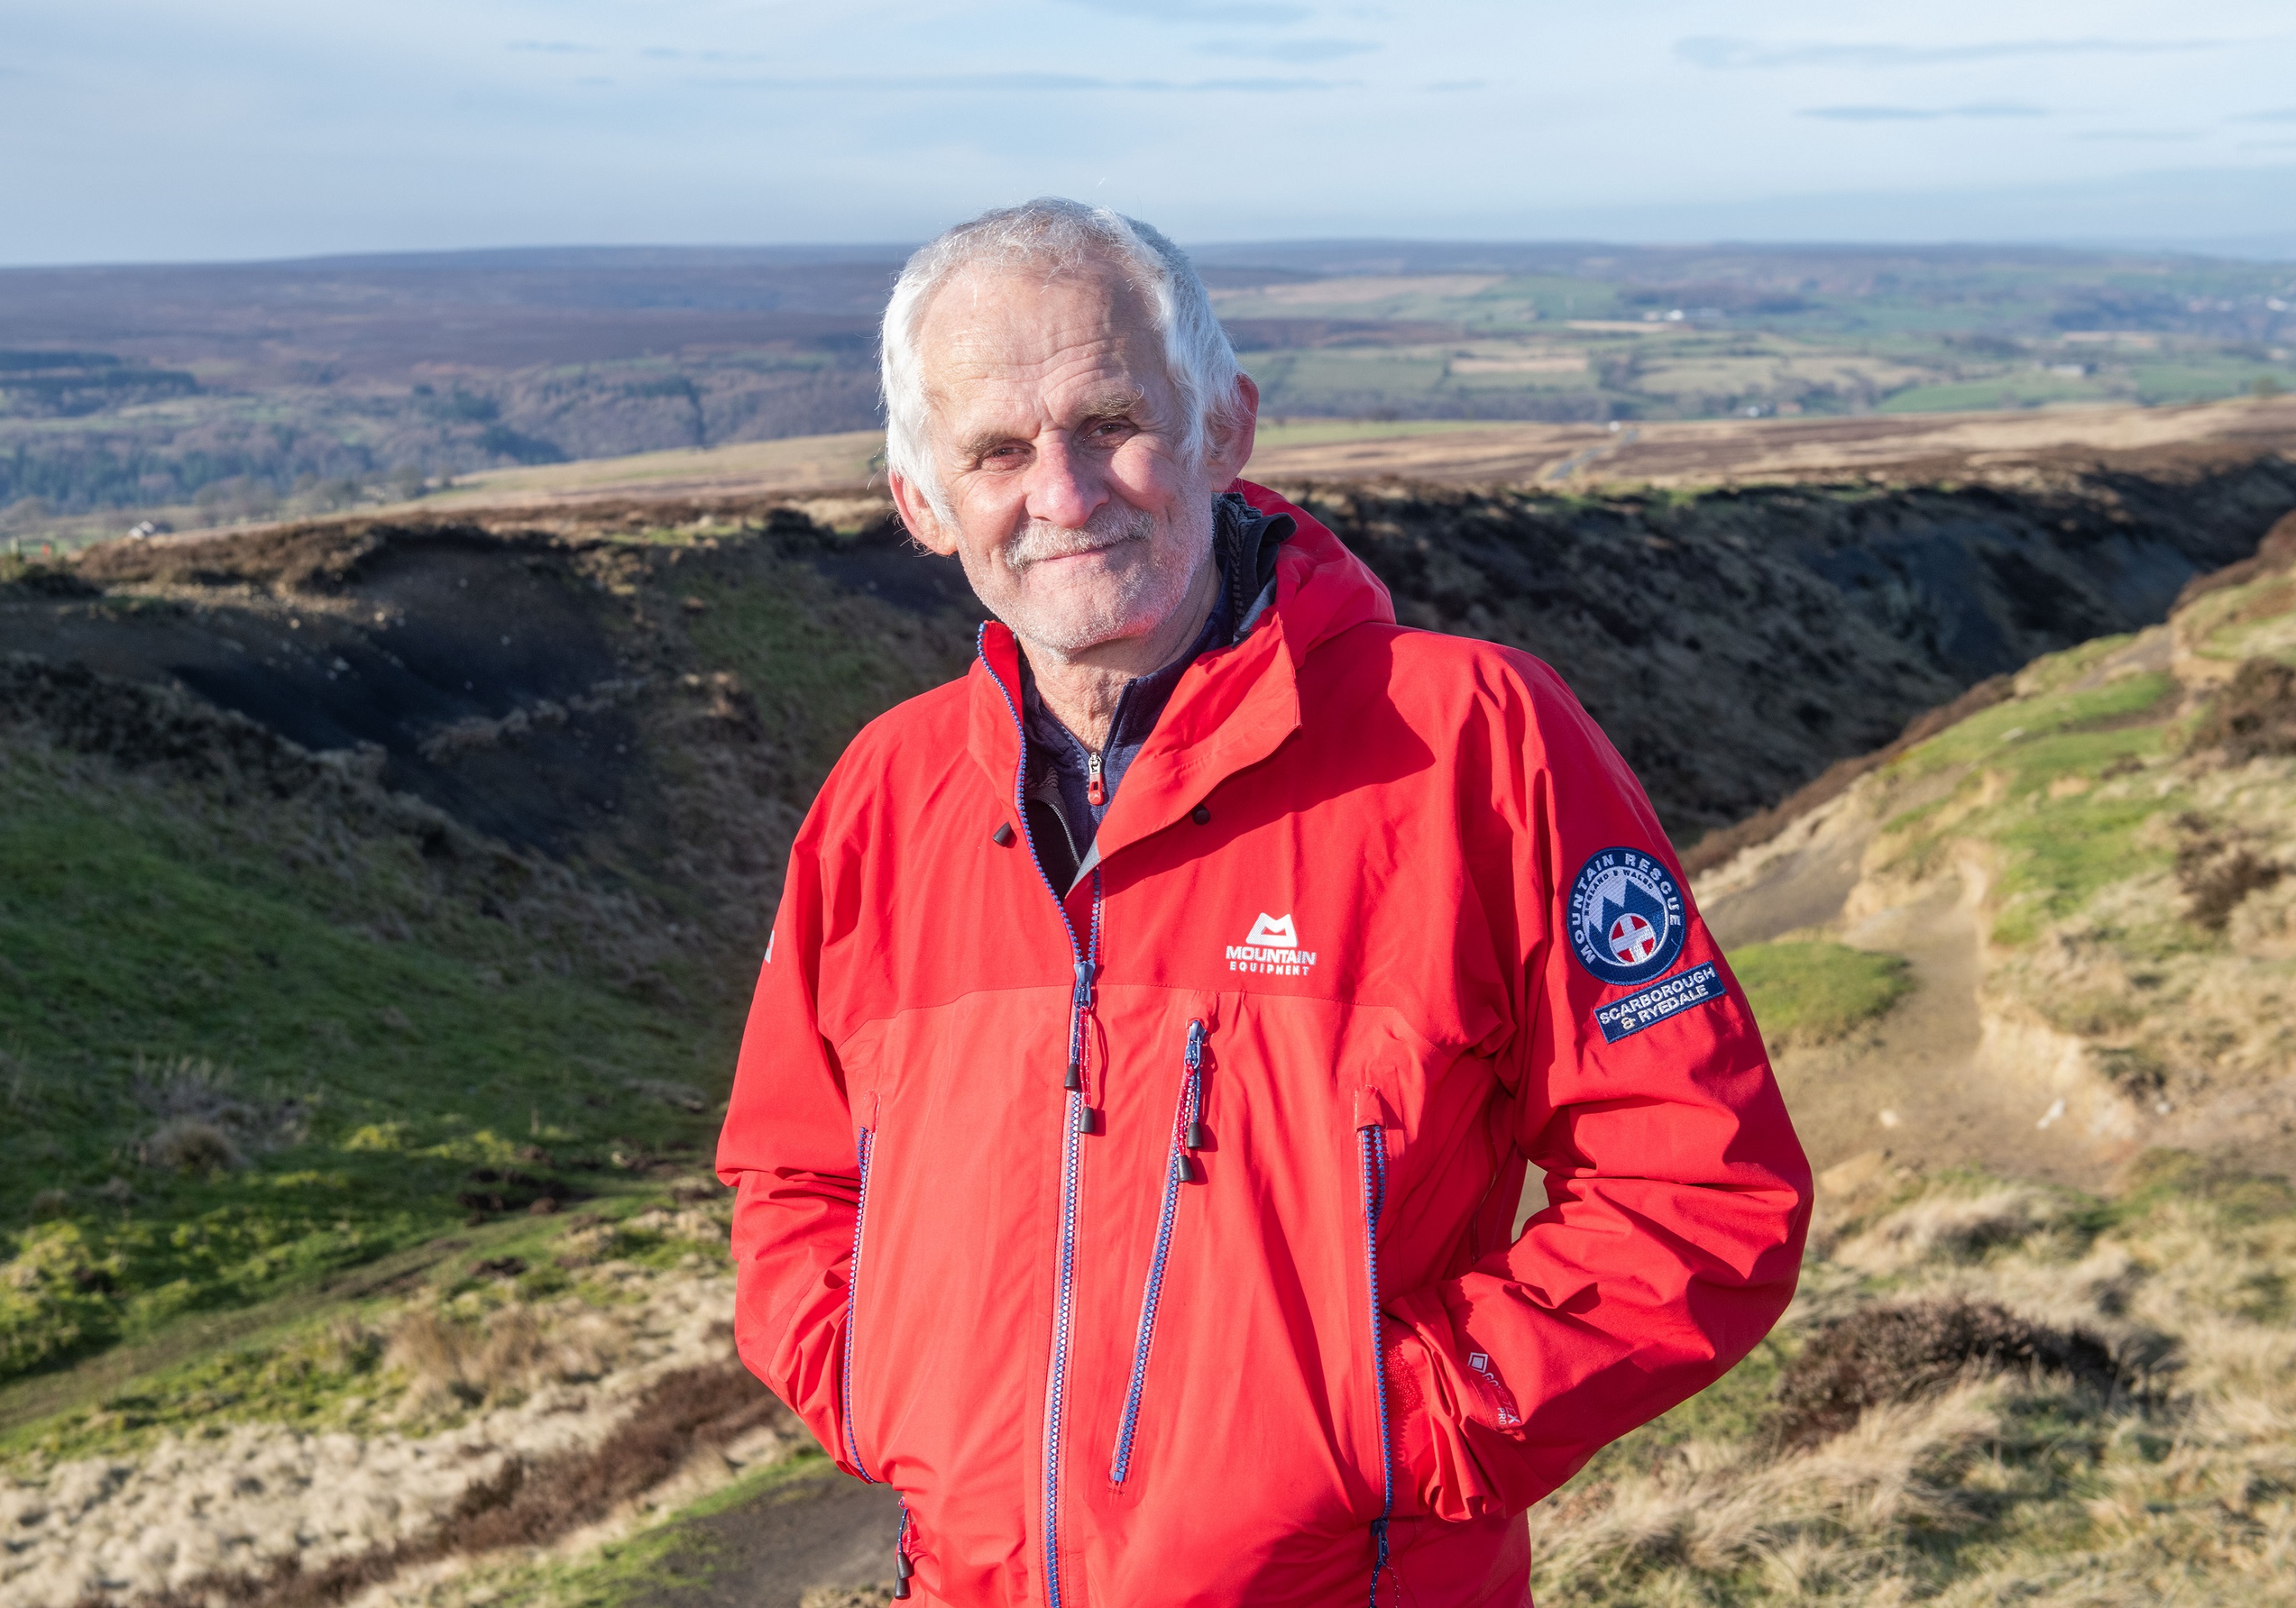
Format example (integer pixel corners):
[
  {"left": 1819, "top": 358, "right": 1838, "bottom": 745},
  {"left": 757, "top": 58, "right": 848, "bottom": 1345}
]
[{"left": 2, "top": 241, "right": 2293, "bottom": 544}]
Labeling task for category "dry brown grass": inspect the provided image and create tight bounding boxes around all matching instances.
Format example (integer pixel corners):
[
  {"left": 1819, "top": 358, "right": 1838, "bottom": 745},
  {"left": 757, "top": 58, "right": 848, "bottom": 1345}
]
[
  {"left": 1529, "top": 1168, "right": 2296, "bottom": 1604},
  {"left": 77, "top": 1358, "right": 795, "bottom": 1608},
  {"left": 5, "top": 1255, "right": 784, "bottom": 1608},
  {"left": 1535, "top": 1381, "right": 2006, "bottom": 1593},
  {"left": 382, "top": 1300, "right": 616, "bottom": 1414}
]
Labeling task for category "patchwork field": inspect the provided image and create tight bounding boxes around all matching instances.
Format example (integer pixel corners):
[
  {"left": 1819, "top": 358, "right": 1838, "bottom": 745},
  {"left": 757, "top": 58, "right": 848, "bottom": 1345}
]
[{"left": 8, "top": 240, "right": 2294, "bottom": 552}]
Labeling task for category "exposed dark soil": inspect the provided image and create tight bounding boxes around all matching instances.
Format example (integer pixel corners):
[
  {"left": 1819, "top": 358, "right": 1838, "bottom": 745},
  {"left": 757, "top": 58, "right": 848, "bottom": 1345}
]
[
  {"left": 625, "top": 1467, "right": 905, "bottom": 1608},
  {"left": 53, "top": 523, "right": 641, "bottom": 853},
  {"left": 2172, "top": 508, "right": 2296, "bottom": 609},
  {"left": 1286, "top": 453, "right": 2296, "bottom": 842},
  {"left": 16, "top": 451, "right": 2293, "bottom": 881}
]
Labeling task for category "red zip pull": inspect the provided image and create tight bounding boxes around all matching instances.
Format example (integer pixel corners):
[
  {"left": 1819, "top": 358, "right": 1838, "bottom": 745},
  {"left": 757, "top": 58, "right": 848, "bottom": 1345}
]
[{"left": 1086, "top": 749, "right": 1105, "bottom": 807}]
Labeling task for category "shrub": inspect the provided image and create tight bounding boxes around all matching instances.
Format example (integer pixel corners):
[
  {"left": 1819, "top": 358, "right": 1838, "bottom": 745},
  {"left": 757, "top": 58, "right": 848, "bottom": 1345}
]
[
  {"left": 2172, "top": 811, "right": 2285, "bottom": 932},
  {"left": 1771, "top": 1298, "right": 2117, "bottom": 1451},
  {"left": 2187, "top": 657, "right": 2296, "bottom": 764},
  {"left": 139, "top": 1116, "right": 242, "bottom": 1173}
]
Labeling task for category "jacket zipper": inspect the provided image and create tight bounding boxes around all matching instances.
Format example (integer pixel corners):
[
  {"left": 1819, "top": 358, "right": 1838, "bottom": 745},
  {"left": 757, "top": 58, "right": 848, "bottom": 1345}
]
[
  {"left": 1358, "top": 1120, "right": 1395, "bottom": 1606},
  {"left": 1109, "top": 1018, "right": 1207, "bottom": 1486},
  {"left": 892, "top": 1502, "right": 914, "bottom": 1599},
  {"left": 842, "top": 1125, "right": 879, "bottom": 1484},
  {"left": 1085, "top": 748, "right": 1105, "bottom": 808},
  {"left": 979, "top": 626, "right": 1101, "bottom": 1608}
]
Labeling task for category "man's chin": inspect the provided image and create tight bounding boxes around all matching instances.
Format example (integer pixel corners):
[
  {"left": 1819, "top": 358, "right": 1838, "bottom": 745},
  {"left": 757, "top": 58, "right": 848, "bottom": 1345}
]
[
  {"left": 1007, "top": 613, "right": 1147, "bottom": 659},
  {"left": 1003, "top": 584, "right": 1163, "bottom": 658}
]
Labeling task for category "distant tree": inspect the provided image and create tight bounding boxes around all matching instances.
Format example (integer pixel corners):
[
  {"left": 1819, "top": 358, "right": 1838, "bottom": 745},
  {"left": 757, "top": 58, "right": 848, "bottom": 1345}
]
[{"left": 2254, "top": 375, "right": 2286, "bottom": 399}]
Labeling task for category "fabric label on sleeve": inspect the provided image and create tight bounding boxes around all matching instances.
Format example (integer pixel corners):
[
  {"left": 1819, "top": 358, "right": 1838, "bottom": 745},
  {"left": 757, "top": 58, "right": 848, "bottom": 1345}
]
[{"left": 1594, "top": 962, "right": 1725, "bottom": 1044}]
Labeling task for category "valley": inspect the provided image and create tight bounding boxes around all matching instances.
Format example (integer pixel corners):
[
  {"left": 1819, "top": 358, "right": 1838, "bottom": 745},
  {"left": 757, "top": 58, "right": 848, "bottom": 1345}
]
[{"left": 8, "top": 241, "right": 2294, "bottom": 554}]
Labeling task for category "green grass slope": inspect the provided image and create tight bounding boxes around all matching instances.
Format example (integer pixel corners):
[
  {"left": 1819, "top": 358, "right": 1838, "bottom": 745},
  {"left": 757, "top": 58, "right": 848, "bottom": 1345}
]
[{"left": 0, "top": 518, "right": 977, "bottom": 1398}]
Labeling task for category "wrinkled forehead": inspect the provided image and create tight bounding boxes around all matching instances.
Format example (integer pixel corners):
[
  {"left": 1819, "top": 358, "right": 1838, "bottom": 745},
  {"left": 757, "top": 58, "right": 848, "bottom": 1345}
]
[{"left": 913, "top": 260, "right": 1177, "bottom": 437}]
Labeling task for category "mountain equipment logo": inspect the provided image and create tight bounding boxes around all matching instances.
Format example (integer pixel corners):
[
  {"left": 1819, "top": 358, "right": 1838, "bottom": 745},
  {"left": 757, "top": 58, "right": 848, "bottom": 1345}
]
[
  {"left": 1567, "top": 847, "right": 1687, "bottom": 987},
  {"left": 1227, "top": 913, "right": 1317, "bottom": 976},
  {"left": 1247, "top": 913, "right": 1296, "bottom": 948}
]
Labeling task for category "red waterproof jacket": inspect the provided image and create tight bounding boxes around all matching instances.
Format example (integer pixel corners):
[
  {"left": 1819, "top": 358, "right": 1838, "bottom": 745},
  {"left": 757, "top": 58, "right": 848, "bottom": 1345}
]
[{"left": 718, "top": 484, "right": 1811, "bottom": 1607}]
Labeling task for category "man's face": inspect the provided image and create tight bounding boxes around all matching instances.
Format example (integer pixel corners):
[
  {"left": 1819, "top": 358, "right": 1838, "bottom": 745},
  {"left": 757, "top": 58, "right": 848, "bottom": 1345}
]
[{"left": 891, "top": 262, "right": 1253, "bottom": 659}]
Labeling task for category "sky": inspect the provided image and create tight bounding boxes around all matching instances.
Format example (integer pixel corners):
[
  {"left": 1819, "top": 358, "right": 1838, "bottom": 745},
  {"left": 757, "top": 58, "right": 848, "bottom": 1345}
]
[{"left": 3, "top": 0, "right": 2294, "bottom": 265}]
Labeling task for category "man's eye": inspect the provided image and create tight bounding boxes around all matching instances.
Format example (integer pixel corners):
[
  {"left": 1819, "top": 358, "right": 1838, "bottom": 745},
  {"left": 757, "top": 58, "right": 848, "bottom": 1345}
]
[{"left": 1087, "top": 419, "right": 1133, "bottom": 439}]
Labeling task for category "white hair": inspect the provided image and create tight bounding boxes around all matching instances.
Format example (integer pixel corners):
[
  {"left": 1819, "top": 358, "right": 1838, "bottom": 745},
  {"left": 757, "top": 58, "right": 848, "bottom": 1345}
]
[{"left": 879, "top": 198, "right": 1242, "bottom": 514}]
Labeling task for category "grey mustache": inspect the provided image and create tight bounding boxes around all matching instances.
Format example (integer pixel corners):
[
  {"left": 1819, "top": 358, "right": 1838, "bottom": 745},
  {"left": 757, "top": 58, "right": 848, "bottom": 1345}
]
[{"left": 1003, "top": 507, "right": 1156, "bottom": 571}]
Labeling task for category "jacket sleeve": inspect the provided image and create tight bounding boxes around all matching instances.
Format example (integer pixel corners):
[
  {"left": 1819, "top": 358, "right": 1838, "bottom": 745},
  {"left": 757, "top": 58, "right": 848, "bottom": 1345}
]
[
  {"left": 1382, "top": 661, "right": 1813, "bottom": 1523},
  {"left": 715, "top": 812, "right": 867, "bottom": 1475}
]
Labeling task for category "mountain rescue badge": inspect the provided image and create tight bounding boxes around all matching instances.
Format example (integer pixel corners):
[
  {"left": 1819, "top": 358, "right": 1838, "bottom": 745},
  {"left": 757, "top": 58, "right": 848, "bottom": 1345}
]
[{"left": 1568, "top": 847, "right": 1687, "bottom": 987}]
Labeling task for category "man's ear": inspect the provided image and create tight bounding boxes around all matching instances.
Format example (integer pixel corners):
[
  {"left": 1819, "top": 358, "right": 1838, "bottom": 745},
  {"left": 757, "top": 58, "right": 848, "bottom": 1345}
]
[
  {"left": 888, "top": 470, "right": 958, "bottom": 557},
  {"left": 1204, "top": 373, "right": 1261, "bottom": 488}
]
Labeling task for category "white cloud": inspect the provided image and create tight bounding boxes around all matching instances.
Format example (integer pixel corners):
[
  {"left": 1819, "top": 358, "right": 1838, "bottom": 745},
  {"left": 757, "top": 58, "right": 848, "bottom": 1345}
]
[
  {"left": 692, "top": 72, "right": 1352, "bottom": 93},
  {"left": 1063, "top": 1, "right": 1314, "bottom": 22},
  {"left": 1680, "top": 35, "right": 2233, "bottom": 69},
  {"left": 1800, "top": 102, "right": 2049, "bottom": 121},
  {"left": 1195, "top": 37, "right": 1378, "bottom": 61}
]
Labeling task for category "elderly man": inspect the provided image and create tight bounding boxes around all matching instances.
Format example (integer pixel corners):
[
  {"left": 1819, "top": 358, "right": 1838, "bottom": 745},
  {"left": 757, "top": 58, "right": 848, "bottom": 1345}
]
[{"left": 716, "top": 200, "right": 1810, "bottom": 1607}]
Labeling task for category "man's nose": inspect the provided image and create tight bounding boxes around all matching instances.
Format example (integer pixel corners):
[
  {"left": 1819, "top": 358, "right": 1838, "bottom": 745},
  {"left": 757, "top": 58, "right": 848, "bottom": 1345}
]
[{"left": 1023, "top": 435, "right": 1108, "bottom": 529}]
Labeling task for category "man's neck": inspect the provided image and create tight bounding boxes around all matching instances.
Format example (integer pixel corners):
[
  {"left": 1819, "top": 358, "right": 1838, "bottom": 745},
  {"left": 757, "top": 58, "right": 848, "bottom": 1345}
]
[{"left": 1020, "top": 556, "right": 1221, "bottom": 751}]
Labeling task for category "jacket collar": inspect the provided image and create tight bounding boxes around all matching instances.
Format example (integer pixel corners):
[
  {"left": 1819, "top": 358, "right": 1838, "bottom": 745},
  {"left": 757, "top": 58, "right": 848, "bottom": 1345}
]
[{"left": 964, "top": 481, "right": 1394, "bottom": 864}]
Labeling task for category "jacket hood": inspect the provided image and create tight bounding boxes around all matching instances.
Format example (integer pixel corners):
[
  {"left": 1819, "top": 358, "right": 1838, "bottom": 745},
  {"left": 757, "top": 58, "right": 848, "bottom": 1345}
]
[{"left": 1235, "top": 480, "right": 1394, "bottom": 661}]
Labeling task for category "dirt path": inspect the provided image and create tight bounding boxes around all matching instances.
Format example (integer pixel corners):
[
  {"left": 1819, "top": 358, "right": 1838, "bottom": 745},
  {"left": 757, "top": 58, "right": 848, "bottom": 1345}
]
[
  {"left": 1699, "top": 801, "right": 2132, "bottom": 1191},
  {"left": 632, "top": 1467, "right": 902, "bottom": 1608}
]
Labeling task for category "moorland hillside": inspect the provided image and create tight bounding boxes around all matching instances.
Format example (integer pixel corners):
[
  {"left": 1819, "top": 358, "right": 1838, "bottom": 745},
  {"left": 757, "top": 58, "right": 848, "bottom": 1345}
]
[
  {"left": 3, "top": 458, "right": 2292, "bottom": 1378},
  {"left": 1514, "top": 511, "right": 2296, "bottom": 1605},
  {"left": 3, "top": 457, "right": 2295, "bottom": 1606},
  {"left": 1697, "top": 511, "right": 2296, "bottom": 1189}
]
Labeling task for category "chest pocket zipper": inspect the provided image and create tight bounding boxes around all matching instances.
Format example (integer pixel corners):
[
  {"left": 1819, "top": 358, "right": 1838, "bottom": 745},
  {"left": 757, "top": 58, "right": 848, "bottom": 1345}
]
[
  {"left": 842, "top": 1125, "right": 880, "bottom": 1484},
  {"left": 1109, "top": 1019, "right": 1208, "bottom": 1486}
]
